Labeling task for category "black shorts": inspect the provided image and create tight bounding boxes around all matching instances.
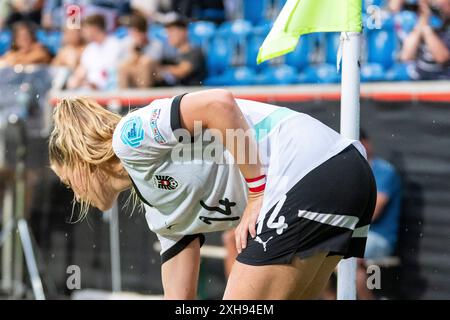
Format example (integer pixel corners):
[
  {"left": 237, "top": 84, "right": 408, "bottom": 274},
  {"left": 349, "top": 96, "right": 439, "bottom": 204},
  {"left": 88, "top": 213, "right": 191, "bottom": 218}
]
[{"left": 236, "top": 144, "right": 377, "bottom": 266}]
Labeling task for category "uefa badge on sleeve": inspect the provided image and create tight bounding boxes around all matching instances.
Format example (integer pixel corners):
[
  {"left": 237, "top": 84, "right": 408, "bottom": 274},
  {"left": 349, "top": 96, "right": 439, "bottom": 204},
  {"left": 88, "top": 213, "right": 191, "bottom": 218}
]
[{"left": 120, "top": 116, "right": 145, "bottom": 148}]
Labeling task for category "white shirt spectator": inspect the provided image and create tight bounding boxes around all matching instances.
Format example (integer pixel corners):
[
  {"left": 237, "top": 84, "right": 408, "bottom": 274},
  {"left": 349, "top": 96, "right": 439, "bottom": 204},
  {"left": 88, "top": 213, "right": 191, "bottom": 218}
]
[{"left": 80, "top": 36, "right": 124, "bottom": 90}]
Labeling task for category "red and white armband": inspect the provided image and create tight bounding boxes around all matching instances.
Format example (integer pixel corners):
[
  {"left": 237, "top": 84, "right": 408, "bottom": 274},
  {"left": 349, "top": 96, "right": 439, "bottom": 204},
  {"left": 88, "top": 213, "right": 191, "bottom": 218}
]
[{"left": 245, "top": 174, "right": 266, "bottom": 193}]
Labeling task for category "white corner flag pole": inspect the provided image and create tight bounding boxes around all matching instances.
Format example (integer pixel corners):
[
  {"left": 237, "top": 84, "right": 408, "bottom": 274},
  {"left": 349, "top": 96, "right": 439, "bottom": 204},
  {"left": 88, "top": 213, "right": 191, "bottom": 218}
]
[{"left": 337, "top": 31, "right": 362, "bottom": 300}]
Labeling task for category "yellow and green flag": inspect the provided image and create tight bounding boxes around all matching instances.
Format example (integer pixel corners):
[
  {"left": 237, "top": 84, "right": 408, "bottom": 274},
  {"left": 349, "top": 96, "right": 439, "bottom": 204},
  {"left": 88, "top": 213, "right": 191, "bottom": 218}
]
[{"left": 257, "top": 0, "right": 363, "bottom": 64}]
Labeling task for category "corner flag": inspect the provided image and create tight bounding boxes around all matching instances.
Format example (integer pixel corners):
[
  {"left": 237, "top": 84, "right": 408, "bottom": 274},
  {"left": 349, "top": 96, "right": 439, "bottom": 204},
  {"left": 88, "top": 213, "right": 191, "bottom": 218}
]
[{"left": 257, "top": 0, "right": 362, "bottom": 64}]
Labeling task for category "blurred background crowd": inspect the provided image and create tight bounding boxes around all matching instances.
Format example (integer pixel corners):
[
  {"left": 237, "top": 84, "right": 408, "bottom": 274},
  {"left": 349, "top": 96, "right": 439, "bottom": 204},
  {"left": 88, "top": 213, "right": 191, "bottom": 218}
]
[{"left": 0, "top": 0, "right": 448, "bottom": 90}]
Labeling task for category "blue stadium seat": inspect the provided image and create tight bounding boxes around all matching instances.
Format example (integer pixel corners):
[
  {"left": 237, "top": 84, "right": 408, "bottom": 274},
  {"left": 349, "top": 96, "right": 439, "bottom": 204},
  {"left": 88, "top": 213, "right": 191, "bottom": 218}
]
[
  {"left": 257, "top": 64, "right": 298, "bottom": 85},
  {"left": 211, "top": 20, "right": 253, "bottom": 72},
  {"left": 285, "top": 34, "right": 314, "bottom": 71},
  {"left": 243, "top": 0, "right": 271, "bottom": 25},
  {"left": 203, "top": 73, "right": 222, "bottom": 86},
  {"left": 0, "top": 30, "right": 11, "bottom": 55},
  {"left": 300, "top": 64, "right": 341, "bottom": 84},
  {"left": 205, "top": 67, "right": 256, "bottom": 86},
  {"left": 36, "top": 30, "right": 62, "bottom": 55},
  {"left": 189, "top": 21, "right": 216, "bottom": 51},
  {"left": 247, "top": 36, "right": 266, "bottom": 71},
  {"left": 361, "top": 63, "right": 385, "bottom": 82},
  {"left": 385, "top": 62, "right": 414, "bottom": 81},
  {"left": 203, "top": 75, "right": 224, "bottom": 86},
  {"left": 246, "top": 23, "right": 272, "bottom": 71},
  {"left": 47, "top": 31, "right": 62, "bottom": 55},
  {"left": 217, "top": 19, "right": 253, "bottom": 37},
  {"left": 323, "top": 32, "right": 341, "bottom": 66},
  {"left": 207, "top": 36, "right": 232, "bottom": 75},
  {"left": 114, "top": 25, "right": 129, "bottom": 39},
  {"left": 366, "top": 17, "right": 397, "bottom": 69},
  {"left": 149, "top": 24, "right": 167, "bottom": 42},
  {"left": 226, "top": 66, "right": 257, "bottom": 85}
]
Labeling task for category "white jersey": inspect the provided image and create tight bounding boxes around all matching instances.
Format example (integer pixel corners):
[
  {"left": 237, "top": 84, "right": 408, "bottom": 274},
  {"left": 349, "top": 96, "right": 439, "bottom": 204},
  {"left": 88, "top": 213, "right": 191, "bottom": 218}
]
[{"left": 112, "top": 95, "right": 366, "bottom": 260}]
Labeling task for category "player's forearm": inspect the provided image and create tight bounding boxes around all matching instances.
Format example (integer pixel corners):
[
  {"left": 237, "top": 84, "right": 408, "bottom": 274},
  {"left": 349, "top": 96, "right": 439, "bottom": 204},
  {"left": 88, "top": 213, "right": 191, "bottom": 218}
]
[
  {"left": 422, "top": 26, "right": 450, "bottom": 64},
  {"left": 400, "top": 28, "right": 422, "bottom": 61}
]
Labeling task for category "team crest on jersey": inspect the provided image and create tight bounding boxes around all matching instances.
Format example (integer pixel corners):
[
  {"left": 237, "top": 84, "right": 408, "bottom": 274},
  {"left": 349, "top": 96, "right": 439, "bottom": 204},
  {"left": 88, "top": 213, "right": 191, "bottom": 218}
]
[
  {"left": 153, "top": 175, "right": 179, "bottom": 190},
  {"left": 120, "top": 116, "right": 145, "bottom": 148},
  {"left": 150, "top": 108, "right": 167, "bottom": 145}
]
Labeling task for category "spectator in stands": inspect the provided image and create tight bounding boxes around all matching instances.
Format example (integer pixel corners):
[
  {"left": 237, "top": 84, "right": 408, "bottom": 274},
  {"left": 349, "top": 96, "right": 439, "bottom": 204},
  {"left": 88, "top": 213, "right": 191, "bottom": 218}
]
[
  {"left": 51, "top": 27, "right": 85, "bottom": 89},
  {"left": 0, "top": 21, "right": 51, "bottom": 66},
  {"left": 356, "top": 129, "right": 402, "bottom": 300},
  {"left": 2, "top": 0, "right": 44, "bottom": 28},
  {"left": 400, "top": 0, "right": 450, "bottom": 80},
  {"left": 155, "top": 14, "right": 206, "bottom": 86},
  {"left": 67, "top": 14, "right": 125, "bottom": 90},
  {"left": 118, "top": 14, "right": 163, "bottom": 88},
  {"left": 52, "top": 27, "right": 85, "bottom": 70}
]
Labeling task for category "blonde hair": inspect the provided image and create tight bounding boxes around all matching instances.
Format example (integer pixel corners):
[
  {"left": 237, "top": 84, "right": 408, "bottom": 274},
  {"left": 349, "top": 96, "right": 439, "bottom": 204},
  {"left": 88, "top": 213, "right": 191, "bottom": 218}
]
[{"left": 49, "top": 97, "right": 137, "bottom": 221}]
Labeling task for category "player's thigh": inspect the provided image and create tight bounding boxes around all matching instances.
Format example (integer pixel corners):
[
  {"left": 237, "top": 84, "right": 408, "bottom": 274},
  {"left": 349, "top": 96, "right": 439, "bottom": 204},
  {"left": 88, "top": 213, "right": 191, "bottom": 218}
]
[
  {"left": 223, "top": 251, "right": 328, "bottom": 300},
  {"left": 297, "top": 255, "right": 342, "bottom": 300}
]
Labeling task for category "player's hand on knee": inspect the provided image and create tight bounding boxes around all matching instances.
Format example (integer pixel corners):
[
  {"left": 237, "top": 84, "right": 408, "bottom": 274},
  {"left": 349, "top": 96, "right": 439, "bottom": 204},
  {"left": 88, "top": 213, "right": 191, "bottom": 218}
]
[{"left": 235, "top": 192, "right": 264, "bottom": 254}]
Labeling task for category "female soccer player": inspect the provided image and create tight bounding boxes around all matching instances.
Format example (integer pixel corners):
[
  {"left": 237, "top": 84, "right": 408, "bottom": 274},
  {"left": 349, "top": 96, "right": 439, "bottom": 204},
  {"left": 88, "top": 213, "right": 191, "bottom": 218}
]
[{"left": 49, "top": 89, "right": 376, "bottom": 299}]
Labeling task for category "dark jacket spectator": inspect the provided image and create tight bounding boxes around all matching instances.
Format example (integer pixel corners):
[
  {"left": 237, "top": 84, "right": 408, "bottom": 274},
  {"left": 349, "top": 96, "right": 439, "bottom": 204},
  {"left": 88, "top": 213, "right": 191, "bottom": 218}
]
[
  {"left": 400, "top": 0, "right": 450, "bottom": 80},
  {"left": 174, "top": 0, "right": 225, "bottom": 24},
  {"left": 156, "top": 14, "right": 206, "bottom": 86}
]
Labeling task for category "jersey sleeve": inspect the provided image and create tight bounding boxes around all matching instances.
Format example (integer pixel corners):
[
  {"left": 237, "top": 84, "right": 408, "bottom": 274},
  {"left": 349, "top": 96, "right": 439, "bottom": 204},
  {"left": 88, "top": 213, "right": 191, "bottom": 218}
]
[
  {"left": 156, "top": 232, "right": 205, "bottom": 264},
  {"left": 112, "top": 94, "right": 187, "bottom": 164}
]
